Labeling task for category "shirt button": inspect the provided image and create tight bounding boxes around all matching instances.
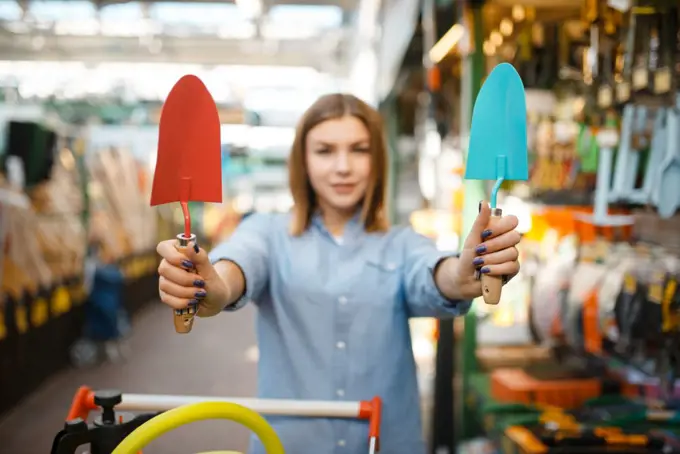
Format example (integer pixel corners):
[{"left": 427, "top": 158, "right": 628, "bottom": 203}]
[
  {"left": 336, "top": 389, "right": 345, "bottom": 397},
  {"left": 338, "top": 296, "right": 347, "bottom": 305},
  {"left": 386, "top": 262, "right": 396, "bottom": 270},
  {"left": 336, "top": 341, "right": 346, "bottom": 349},
  {"left": 337, "top": 439, "right": 346, "bottom": 447}
]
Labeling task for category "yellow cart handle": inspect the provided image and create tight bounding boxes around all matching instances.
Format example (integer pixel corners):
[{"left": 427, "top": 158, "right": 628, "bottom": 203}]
[{"left": 111, "top": 401, "right": 285, "bottom": 454}]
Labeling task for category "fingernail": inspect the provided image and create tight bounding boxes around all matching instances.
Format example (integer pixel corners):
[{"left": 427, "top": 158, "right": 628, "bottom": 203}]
[
  {"left": 181, "top": 260, "right": 194, "bottom": 268},
  {"left": 476, "top": 245, "right": 487, "bottom": 254},
  {"left": 480, "top": 267, "right": 491, "bottom": 274},
  {"left": 195, "top": 290, "right": 207, "bottom": 298},
  {"left": 194, "top": 279, "right": 205, "bottom": 288},
  {"left": 478, "top": 201, "right": 482, "bottom": 213},
  {"left": 193, "top": 242, "right": 200, "bottom": 254},
  {"left": 473, "top": 257, "right": 484, "bottom": 266},
  {"left": 481, "top": 230, "right": 492, "bottom": 240},
  {"left": 189, "top": 299, "right": 199, "bottom": 305}
]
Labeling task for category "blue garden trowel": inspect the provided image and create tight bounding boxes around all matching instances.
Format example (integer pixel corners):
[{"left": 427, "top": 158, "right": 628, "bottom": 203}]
[{"left": 464, "top": 63, "right": 528, "bottom": 305}]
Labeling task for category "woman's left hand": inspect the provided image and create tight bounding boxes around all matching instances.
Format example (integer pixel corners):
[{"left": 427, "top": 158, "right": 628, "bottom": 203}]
[{"left": 449, "top": 201, "right": 521, "bottom": 300}]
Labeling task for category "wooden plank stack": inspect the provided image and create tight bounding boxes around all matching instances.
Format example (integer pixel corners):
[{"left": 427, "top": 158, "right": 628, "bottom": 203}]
[
  {"left": 87, "top": 146, "right": 157, "bottom": 263},
  {"left": 31, "top": 146, "right": 87, "bottom": 283},
  {"left": 1, "top": 142, "right": 158, "bottom": 301},
  {"left": 1, "top": 143, "right": 88, "bottom": 299},
  {"left": 0, "top": 180, "right": 53, "bottom": 299}
]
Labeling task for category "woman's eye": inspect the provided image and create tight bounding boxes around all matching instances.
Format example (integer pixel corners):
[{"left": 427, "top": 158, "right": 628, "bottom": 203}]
[
  {"left": 315, "top": 148, "right": 331, "bottom": 154},
  {"left": 353, "top": 147, "right": 370, "bottom": 153}
]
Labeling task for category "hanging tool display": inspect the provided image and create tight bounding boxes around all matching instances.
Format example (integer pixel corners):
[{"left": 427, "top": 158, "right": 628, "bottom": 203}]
[
  {"left": 610, "top": 105, "right": 649, "bottom": 202},
  {"left": 596, "top": 6, "right": 618, "bottom": 114},
  {"left": 51, "top": 386, "right": 383, "bottom": 454},
  {"left": 149, "top": 75, "right": 223, "bottom": 334},
  {"left": 525, "top": 209, "right": 680, "bottom": 398},
  {"left": 619, "top": 2, "right": 680, "bottom": 218},
  {"left": 531, "top": 2, "right": 680, "bottom": 220},
  {"left": 630, "top": 3, "right": 656, "bottom": 98},
  {"left": 464, "top": 63, "right": 529, "bottom": 305},
  {"left": 657, "top": 96, "right": 680, "bottom": 218},
  {"left": 656, "top": 272, "right": 680, "bottom": 400},
  {"left": 513, "top": 6, "right": 536, "bottom": 87},
  {"left": 627, "top": 107, "right": 666, "bottom": 205},
  {"left": 529, "top": 117, "right": 582, "bottom": 193},
  {"left": 465, "top": 4, "right": 680, "bottom": 453}
]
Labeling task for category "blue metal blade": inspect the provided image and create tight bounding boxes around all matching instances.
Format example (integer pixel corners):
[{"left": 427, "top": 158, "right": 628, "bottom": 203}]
[{"left": 464, "top": 63, "right": 528, "bottom": 182}]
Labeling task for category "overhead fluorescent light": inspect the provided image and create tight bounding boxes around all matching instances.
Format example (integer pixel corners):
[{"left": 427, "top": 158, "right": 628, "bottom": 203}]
[
  {"left": 0, "top": 2, "right": 22, "bottom": 21},
  {"left": 268, "top": 5, "right": 343, "bottom": 29},
  {"left": 261, "top": 23, "right": 319, "bottom": 40},
  {"left": 54, "top": 19, "right": 101, "bottom": 36},
  {"left": 235, "top": 0, "right": 262, "bottom": 19},
  {"left": 0, "top": 61, "right": 331, "bottom": 103},
  {"left": 428, "top": 23, "right": 464, "bottom": 64}
]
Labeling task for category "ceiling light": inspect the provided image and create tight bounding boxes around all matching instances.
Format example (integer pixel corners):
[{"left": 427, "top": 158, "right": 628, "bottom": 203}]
[
  {"left": 483, "top": 40, "right": 496, "bottom": 56},
  {"left": 500, "top": 18, "right": 513, "bottom": 36},
  {"left": 512, "top": 5, "right": 525, "bottom": 22},
  {"left": 235, "top": 0, "right": 262, "bottom": 20},
  {"left": 428, "top": 23, "right": 465, "bottom": 64},
  {"left": 490, "top": 31, "right": 503, "bottom": 47}
]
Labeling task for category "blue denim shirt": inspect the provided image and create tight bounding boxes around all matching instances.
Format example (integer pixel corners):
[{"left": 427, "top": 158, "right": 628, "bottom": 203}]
[{"left": 209, "top": 212, "right": 471, "bottom": 454}]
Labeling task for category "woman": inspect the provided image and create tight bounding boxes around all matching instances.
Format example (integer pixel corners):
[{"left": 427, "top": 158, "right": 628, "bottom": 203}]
[{"left": 156, "top": 94, "right": 521, "bottom": 454}]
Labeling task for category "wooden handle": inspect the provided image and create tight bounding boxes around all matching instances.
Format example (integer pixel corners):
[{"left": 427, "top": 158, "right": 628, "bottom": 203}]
[
  {"left": 173, "top": 233, "right": 197, "bottom": 334},
  {"left": 481, "top": 212, "right": 503, "bottom": 305}
]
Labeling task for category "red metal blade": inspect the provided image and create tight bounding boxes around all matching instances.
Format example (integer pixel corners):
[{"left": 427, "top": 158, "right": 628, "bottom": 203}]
[{"left": 150, "top": 74, "right": 222, "bottom": 207}]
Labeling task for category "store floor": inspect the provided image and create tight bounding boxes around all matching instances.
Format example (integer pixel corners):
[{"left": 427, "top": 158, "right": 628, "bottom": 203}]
[
  {"left": 0, "top": 302, "right": 435, "bottom": 454},
  {"left": 0, "top": 302, "right": 259, "bottom": 454}
]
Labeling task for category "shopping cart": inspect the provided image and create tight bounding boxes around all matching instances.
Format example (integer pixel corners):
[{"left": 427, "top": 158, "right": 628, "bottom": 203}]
[{"left": 51, "top": 386, "right": 382, "bottom": 454}]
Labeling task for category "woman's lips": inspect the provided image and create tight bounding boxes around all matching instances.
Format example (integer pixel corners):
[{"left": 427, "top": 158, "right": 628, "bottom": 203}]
[{"left": 332, "top": 184, "right": 356, "bottom": 194}]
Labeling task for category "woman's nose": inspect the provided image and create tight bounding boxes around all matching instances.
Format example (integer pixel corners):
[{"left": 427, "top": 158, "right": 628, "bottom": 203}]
[{"left": 334, "top": 151, "right": 351, "bottom": 173}]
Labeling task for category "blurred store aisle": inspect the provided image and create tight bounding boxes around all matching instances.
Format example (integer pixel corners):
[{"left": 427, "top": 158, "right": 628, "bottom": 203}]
[{"left": 0, "top": 303, "right": 259, "bottom": 454}]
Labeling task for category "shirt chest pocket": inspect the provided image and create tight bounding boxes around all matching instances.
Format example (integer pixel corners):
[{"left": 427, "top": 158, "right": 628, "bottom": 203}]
[{"left": 360, "top": 254, "right": 404, "bottom": 308}]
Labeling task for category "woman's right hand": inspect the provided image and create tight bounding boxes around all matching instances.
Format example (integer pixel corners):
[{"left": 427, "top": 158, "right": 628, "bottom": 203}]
[{"left": 156, "top": 240, "right": 231, "bottom": 317}]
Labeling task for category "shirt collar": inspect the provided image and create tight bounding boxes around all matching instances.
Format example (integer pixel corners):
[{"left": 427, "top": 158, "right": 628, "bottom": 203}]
[{"left": 311, "top": 208, "right": 363, "bottom": 239}]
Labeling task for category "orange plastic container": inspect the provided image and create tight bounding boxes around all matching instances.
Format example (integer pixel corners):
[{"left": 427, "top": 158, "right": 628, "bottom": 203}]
[{"left": 490, "top": 368, "right": 602, "bottom": 409}]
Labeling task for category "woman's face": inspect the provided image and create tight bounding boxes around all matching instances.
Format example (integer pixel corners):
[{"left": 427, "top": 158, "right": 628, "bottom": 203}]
[{"left": 305, "top": 115, "right": 372, "bottom": 215}]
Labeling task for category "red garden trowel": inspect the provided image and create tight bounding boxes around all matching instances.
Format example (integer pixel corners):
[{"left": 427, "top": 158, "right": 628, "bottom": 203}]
[
  {"left": 464, "top": 63, "right": 528, "bottom": 305},
  {"left": 150, "top": 75, "right": 222, "bottom": 333}
]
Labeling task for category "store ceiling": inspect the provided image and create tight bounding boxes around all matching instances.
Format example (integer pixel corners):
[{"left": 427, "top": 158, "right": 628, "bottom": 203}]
[
  {"left": 485, "top": 0, "right": 581, "bottom": 25},
  {"left": 92, "top": 0, "right": 356, "bottom": 7},
  {"left": 489, "top": 0, "right": 580, "bottom": 8},
  {"left": 0, "top": 0, "right": 356, "bottom": 73},
  {"left": 0, "top": 0, "right": 369, "bottom": 120}
]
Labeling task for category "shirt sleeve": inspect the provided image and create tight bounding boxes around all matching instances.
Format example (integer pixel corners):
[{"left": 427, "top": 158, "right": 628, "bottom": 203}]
[
  {"left": 208, "top": 212, "right": 272, "bottom": 311},
  {"left": 401, "top": 228, "right": 472, "bottom": 318}
]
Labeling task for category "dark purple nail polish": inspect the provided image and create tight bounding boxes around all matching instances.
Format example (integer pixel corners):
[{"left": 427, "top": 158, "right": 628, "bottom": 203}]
[
  {"left": 193, "top": 243, "right": 200, "bottom": 254},
  {"left": 473, "top": 257, "right": 484, "bottom": 266},
  {"left": 189, "top": 299, "right": 199, "bottom": 305},
  {"left": 194, "top": 279, "right": 205, "bottom": 288},
  {"left": 480, "top": 267, "right": 491, "bottom": 274},
  {"left": 195, "top": 290, "right": 207, "bottom": 298},
  {"left": 476, "top": 245, "right": 487, "bottom": 254},
  {"left": 481, "top": 229, "right": 492, "bottom": 240},
  {"left": 182, "top": 260, "right": 194, "bottom": 268}
]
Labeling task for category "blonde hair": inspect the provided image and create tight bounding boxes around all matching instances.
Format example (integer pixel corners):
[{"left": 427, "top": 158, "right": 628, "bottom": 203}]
[{"left": 288, "top": 93, "right": 389, "bottom": 236}]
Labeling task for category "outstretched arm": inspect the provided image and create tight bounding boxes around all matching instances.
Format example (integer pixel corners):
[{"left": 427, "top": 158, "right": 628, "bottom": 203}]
[
  {"left": 208, "top": 212, "right": 273, "bottom": 313},
  {"left": 401, "top": 230, "right": 471, "bottom": 318}
]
